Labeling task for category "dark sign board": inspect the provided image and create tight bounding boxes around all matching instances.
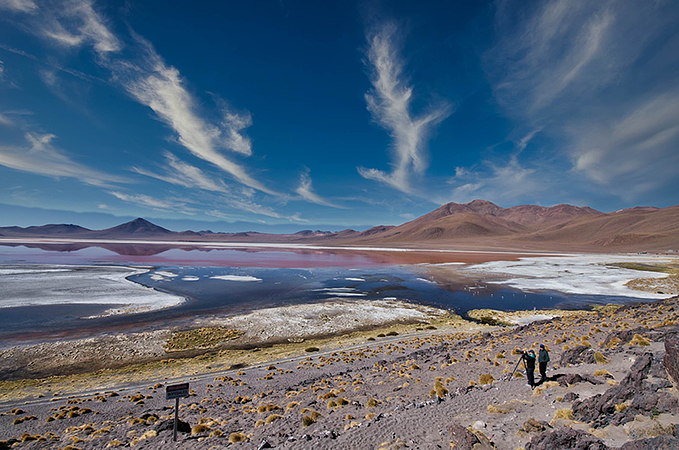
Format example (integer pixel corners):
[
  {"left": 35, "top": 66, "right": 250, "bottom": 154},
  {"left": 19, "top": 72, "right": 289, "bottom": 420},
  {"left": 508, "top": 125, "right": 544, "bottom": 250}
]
[{"left": 166, "top": 383, "right": 189, "bottom": 400}]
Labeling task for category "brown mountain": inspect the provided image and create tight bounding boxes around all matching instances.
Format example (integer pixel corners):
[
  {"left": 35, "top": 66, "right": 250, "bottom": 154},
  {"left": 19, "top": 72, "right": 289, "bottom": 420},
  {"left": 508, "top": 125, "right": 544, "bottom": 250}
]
[
  {"left": 325, "top": 200, "right": 679, "bottom": 252},
  {"left": 1, "top": 201, "right": 677, "bottom": 252}
]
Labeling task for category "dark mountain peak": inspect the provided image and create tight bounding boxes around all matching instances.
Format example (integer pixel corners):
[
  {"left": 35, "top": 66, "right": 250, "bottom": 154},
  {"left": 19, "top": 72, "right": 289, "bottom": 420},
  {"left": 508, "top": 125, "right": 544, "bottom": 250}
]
[
  {"left": 98, "top": 218, "right": 172, "bottom": 237},
  {"left": 464, "top": 199, "right": 503, "bottom": 215}
]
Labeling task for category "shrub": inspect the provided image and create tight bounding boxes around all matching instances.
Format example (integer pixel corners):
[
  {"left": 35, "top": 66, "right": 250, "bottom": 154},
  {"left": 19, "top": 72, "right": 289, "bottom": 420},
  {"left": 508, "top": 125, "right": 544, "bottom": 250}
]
[
  {"left": 228, "top": 432, "right": 247, "bottom": 443},
  {"left": 366, "top": 398, "right": 380, "bottom": 408},
  {"left": 553, "top": 409, "right": 574, "bottom": 420},
  {"left": 191, "top": 424, "right": 210, "bottom": 435},
  {"left": 302, "top": 415, "right": 316, "bottom": 427},
  {"left": 628, "top": 334, "right": 650, "bottom": 346},
  {"left": 365, "top": 413, "right": 376, "bottom": 420},
  {"left": 605, "top": 337, "right": 622, "bottom": 349},
  {"left": 479, "top": 374, "right": 495, "bottom": 385},
  {"left": 305, "top": 347, "right": 320, "bottom": 353},
  {"left": 266, "top": 414, "right": 283, "bottom": 424},
  {"left": 386, "top": 331, "right": 399, "bottom": 336},
  {"left": 594, "top": 352, "right": 609, "bottom": 364}
]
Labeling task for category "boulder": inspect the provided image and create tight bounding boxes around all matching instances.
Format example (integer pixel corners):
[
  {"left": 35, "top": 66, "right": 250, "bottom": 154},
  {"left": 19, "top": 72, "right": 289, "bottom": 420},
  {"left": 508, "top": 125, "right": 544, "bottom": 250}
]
[
  {"left": 526, "top": 427, "right": 608, "bottom": 450},
  {"left": 617, "top": 435, "right": 679, "bottom": 450},
  {"left": 563, "top": 392, "right": 580, "bottom": 402},
  {"left": 560, "top": 346, "right": 599, "bottom": 366},
  {"left": 449, "top": 424, "right": 495, "bottom": 450},
  {"left": 572, "top": 353, "right": 653, "bottom": 427},
  {"left": 664, "top": 335, "right": 679, "bottom": 386},
  {"left": 523, "top": 418, "right": 545, "bottom": 433},
  {"left": 154, "top": 419, "right": 191, "bottom": 434},
  {"left": 554, "top": 373, "right": 603, "bottom": 387}
]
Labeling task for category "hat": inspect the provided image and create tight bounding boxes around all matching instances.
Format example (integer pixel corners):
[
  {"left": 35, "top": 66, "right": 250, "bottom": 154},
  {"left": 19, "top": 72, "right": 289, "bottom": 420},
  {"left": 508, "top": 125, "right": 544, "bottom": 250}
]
[{"left": 540, "top": 344, "right": 545, "bottom": 348}]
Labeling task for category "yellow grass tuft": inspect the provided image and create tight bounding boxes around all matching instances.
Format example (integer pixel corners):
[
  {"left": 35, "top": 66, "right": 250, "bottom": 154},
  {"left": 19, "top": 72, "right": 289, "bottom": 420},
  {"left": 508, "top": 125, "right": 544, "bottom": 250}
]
[
  {"left": 191, "top": 424, "right": 210, "bottom": 435},
  {"left": 479, "top": 374, "right": 495, "bottom": 385},
  {"left": 265, "top": 414, "right": 283, "bottom": 424},
  {"left": 553, "top": 409, "right": 574, "bottom": 420},
  {"left": 594, "top": 352, "right": 609, "bottom": 364},
  {"left": 628, "top": 334, "right": 650, "bottom": 346},
  {"left": 228, "top": 432, "right": 248, "bottom": 443}
]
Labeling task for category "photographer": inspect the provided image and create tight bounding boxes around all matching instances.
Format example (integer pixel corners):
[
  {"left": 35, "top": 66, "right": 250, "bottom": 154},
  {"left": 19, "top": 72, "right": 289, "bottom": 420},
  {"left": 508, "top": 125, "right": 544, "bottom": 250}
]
[{"left": 522, "top": 350, "right": 537, "bottom": 389}]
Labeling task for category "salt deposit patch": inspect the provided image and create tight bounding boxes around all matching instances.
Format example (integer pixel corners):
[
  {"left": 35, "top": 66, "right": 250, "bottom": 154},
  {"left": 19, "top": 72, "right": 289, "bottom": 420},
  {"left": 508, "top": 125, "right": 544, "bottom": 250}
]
[
  {"left": 182, "top": 276, "right": 200, "bottom": 281},
  {"left": 345, "top": 277, "right": 366, "bottom": 282},
  {"left": 323, "top": 292, "right": 367, "bottom": 297},
  {"left": 0, "top": 264, "right": 184, "bottom": 317},
  {"left": 155, "top": 270, "right": 178, "bottom": 277},
  {"left": 465, "top": 254, "right": 673, "bottom": 299},
  {"left": 210, "top": 275, "right": 262, "bottom": 282}
]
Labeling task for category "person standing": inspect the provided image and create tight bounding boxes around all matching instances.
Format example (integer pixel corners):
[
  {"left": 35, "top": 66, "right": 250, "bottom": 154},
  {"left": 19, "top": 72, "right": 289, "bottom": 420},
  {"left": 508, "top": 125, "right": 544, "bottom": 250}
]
[
  {"left": 538, "top": 344, "right": 550, "bottom": 382},
  {"left": 523, "top": 350, "right": 537, "bottom": 389}
]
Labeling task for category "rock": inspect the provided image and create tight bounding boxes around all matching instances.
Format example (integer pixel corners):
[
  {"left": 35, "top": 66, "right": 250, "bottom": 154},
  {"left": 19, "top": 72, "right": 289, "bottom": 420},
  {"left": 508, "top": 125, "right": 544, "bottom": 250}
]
[
  {"left": 664, "top": 335, "right": 679, "bottom": 386},
  {"left": 472, "top": 420, "right": 486, "bottom": 430},
  {"left": 523, "top": 418, "right": 545, "bottom": 433},
  {"left": 258, "top": 440, "right": 272, "bottom": 449},
  {"left": 560, "top": 346, "right": 599, "bottom": 366},
  {"left": 554, "top": 373, "right": 603, "bottom": 387},
  {"left": 449, "top": 424, "right": 495, "bottom": 450},
  {"left": 604, "top": 328, "right": 649, "bottom": 347},
  {"left": 154, "top": 419, "right": 191, "bottom": 434},
  {"left": 525, "top": 427, "right": 609, "bottom": 450},
  {"left": 617, "top": 435, "right": 679, "bottom": 450},
  {"left": 563, "top": 392, "right": 580, "bottom": 402},
  {"left": 573, "top": 353, "right": 653, "bottom": 427}
]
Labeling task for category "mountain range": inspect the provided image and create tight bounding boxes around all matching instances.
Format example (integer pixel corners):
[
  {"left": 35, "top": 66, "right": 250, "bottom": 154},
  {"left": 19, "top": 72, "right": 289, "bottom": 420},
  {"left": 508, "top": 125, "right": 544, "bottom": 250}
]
[{"left": 1, "top": 201, "right": 678, "bottom": 252}]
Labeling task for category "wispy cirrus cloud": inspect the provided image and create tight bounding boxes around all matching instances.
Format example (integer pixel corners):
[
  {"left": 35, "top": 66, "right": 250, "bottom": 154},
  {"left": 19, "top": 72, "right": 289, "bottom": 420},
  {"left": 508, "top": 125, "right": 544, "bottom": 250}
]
[
  {"left": 131, "top": 151, "right": 229, "bottom": 194},
  {"left": 358, "top": 22, "right": 452, "bottom": 194},
  {"left": 131, "top": 153, "right": 305, "bottom": 221},
  {"left": 0, "top": 0, "right": 38, "bottom": 13},
  {"left": 294, "top": 168, "right": 344, "bottom": 208},
  {"left": 108, "top": 191, "right": 181, "bottom": 211},
  {"left": 486, "top": 0, "right": 679, "bottom": 199},
  {"left": 109, "top": 34, "right": 275, "bottom": 195},
  {"left": 39, "top": 0, "right": 121, "bottom": 56},
  {"left": 6, "top": 0, "right": 275, "bottom": 197},
  {"left": 0, "top": 132, "right": 128, "bottom": 187}
]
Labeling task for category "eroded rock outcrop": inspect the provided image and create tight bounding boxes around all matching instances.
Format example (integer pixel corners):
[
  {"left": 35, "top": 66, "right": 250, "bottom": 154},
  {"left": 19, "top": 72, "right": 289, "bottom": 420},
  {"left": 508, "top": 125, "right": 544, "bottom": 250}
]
[
  {"left": 664, "top": 334, "right": 679, "bottom": 385},
  {"left": 525, "top": 427, "right": 608, "bottom": 450},
  {"left": 448, "top": 424, "right": 495, "bottom": 450}
]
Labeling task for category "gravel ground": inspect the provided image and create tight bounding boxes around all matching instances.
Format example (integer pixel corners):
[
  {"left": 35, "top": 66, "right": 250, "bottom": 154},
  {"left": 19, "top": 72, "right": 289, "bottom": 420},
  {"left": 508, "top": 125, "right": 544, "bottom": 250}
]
[{"left": 1, "top": 297, "right": 678, "bottom": 449}]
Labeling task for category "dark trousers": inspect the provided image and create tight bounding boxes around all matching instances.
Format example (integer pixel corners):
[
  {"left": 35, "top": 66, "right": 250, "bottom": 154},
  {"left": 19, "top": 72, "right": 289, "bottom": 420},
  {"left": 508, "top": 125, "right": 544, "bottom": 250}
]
[
  {"left": 539, "top": 362, "right": 548, "bottom": 380},
  {"left": 527, "top": 368, "right": 535, "bottom": 387}
]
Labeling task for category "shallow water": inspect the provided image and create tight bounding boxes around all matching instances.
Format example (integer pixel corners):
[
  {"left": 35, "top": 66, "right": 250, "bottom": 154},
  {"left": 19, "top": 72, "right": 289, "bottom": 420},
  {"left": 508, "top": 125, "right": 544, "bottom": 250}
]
[{"left": 0, "top": 243, "right": 652, "bottom": 344}]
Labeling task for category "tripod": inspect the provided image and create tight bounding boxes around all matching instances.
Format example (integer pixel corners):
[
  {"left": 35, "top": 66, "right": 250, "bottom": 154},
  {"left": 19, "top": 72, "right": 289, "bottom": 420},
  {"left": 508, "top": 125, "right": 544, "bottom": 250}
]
[{"left": 505, "top": 353, "right": 527, "bottom": 381}]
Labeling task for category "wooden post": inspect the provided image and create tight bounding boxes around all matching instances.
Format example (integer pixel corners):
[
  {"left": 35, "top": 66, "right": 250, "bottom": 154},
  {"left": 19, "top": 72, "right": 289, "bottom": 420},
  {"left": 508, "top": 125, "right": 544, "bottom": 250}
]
[{"left": 173, "top": 397, "right": 179, "bottom": 442}]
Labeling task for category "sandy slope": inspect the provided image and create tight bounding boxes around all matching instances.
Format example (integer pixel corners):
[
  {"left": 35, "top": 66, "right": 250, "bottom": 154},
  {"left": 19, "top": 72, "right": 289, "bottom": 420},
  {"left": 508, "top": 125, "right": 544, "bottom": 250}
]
[{"left": 1, "top": 297, "right": 678, "bottom": 449}]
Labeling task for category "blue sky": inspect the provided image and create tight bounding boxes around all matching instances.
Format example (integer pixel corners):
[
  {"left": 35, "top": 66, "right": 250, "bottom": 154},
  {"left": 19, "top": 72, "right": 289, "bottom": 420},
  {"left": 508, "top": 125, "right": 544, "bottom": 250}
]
[{"left": 1, "top": 0, "right": 678, "bottom": 231}]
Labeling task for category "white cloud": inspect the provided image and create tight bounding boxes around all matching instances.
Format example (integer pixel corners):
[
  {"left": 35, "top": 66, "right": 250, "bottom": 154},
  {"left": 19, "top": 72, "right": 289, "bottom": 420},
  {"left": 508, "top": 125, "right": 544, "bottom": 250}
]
[
  {"left": 487, "top": 0, "right": 679, "bottom": 198},
  {"left": 570, "top": 91, "right": 679, "bottom": 197},
  {"left": 131, "top": 151, "right": 229, "bottom": 193},
  {"left": 0, "top": 0, "right": 38, "bottom": 13},
  {"left": 358, "top": 22, "right": 452, "bottom": 194},
  {"left": 0, "top": 132, "right": 127, "bottom": 187},
  {"left": 294, "top": 168, "right": 343, "bottom": 208},
  {"left": 41, "top": 0, "right": 121, "bottom": 55},
  {"left": 108, "top": 191, "right": 180, "bottom": 210},
  {"left": 446, "top": 156, "right": 539, "bottom": 205},
  {"left": 112, "top": 34, "right": 274, "bottom": 195}
]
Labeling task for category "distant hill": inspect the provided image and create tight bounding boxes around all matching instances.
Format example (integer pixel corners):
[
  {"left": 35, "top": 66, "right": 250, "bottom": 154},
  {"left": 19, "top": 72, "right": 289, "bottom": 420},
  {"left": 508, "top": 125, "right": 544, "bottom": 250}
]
[
  {"left": 96, "top": 218, "right": 173, "bottom": 238},
  {"left": 1, "top": 201, "right": 677, "bottom": 252}
]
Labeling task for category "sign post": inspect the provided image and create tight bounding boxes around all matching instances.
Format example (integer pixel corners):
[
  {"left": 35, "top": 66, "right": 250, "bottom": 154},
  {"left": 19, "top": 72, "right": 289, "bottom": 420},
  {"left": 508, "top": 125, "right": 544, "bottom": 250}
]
[{"left": 166, "top": 383, "right": 189, "bottom": 442}]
